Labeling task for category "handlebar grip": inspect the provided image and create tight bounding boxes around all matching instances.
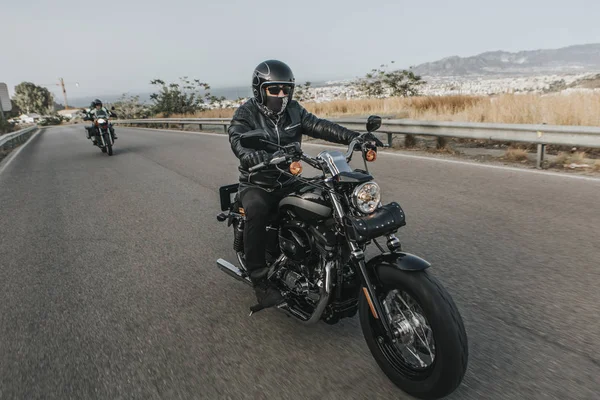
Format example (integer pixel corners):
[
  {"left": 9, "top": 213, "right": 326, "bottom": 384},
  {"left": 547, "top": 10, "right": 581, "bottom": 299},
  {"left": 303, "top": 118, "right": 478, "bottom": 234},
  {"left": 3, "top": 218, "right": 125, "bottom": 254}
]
[{"left": 248, "top": 162, "right": 267, "bottom": 173}]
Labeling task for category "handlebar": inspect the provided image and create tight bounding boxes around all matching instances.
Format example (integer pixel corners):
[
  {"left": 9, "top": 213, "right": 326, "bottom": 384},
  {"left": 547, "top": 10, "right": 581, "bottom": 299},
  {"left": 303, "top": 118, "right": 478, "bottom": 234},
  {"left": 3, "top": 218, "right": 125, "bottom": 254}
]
[
  {"left": 248, "top": 155, "right": 288, "bottom": 172},
  {"left": 247, "top": 132, "right": 387, "bottom": 173}
]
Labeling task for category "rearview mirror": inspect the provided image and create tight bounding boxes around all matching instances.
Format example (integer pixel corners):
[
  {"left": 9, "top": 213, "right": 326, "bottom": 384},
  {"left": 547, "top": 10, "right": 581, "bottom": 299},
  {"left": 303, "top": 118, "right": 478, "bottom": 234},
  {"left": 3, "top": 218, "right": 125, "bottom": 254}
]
[
  {"left": 366, "top": 115, "right": 382, "bottom": 133},
  {"left": 240, "top": 130, "right": 271, "bottom": 150},
  {"left": 111, "top": 106, "right": 115, "bottom": 110}
]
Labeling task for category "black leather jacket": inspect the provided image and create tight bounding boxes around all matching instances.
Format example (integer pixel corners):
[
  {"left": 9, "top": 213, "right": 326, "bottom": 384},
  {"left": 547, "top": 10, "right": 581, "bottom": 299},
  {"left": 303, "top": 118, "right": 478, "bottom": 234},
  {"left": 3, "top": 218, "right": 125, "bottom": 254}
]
[{"left": 228, "top": 98, "right": 359, "bottom": 189}]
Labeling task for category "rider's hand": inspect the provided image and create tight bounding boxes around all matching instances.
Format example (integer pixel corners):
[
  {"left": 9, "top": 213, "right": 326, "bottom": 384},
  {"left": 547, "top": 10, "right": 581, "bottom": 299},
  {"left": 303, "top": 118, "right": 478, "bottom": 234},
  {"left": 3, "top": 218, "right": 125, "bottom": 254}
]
[
  {"left": 241, "top": 150, "right": 271, "bottom": 169},
  {"left": 364, "top": 132, "right": 385, "bottom": 147}
]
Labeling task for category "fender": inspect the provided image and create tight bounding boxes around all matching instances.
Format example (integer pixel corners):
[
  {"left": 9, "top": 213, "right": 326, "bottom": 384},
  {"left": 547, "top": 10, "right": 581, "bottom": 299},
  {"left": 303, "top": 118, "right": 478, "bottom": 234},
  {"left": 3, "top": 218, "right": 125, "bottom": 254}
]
[{"left": 366, "top": 252, "right": 431, "bottom": 272}]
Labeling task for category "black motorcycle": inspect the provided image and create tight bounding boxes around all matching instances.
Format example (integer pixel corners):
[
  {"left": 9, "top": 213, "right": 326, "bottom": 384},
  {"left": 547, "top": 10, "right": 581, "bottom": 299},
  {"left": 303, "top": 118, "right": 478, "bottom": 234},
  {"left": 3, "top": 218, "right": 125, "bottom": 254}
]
[
  {"left": 216, "top": 116, "right": 468, "bottom": 399},
  {"left": 82, "top": 107, "right": 117, "bottom": 156}
]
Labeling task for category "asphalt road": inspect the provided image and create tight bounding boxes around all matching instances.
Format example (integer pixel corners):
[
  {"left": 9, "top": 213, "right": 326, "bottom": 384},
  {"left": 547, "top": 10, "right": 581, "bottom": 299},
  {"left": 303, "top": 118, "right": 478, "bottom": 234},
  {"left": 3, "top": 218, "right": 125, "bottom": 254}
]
[{"left": 1, "top": 125, "right": 599, "bottom": 400}]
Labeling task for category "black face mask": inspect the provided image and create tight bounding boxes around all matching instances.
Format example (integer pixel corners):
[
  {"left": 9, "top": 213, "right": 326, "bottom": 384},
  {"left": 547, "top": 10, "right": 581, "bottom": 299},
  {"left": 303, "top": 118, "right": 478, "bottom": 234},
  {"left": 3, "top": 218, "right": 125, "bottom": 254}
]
[{"left": 265, "top": 95, "right": 288, "bottom": 114}]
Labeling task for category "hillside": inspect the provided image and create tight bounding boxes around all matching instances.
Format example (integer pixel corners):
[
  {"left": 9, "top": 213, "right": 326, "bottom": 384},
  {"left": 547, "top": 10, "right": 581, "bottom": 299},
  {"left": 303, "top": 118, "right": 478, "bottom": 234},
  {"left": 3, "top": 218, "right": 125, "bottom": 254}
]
[{"left": 411, "top": 43, "right": 600, "bottom": 76}]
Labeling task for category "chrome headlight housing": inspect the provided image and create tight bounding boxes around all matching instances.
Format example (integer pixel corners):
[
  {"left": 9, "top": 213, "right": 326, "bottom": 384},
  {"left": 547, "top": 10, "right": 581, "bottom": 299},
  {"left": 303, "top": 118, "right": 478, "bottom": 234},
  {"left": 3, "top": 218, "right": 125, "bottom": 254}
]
[{"left": 352, "top": 181, "right": 381, "bottom": 214}]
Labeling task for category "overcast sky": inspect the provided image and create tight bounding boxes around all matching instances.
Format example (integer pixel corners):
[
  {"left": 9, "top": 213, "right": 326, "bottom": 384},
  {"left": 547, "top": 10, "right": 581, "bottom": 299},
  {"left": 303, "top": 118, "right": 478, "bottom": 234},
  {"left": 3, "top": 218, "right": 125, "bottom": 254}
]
[{"left": 2, "top": 0, "right": 600, "bottom": 100}]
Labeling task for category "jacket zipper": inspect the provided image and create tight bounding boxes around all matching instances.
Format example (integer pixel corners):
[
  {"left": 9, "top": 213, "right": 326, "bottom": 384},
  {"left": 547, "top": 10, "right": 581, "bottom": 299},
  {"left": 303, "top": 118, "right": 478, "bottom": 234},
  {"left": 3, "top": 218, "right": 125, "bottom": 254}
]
[
  {"left": 274, "top": 115, "right": 284, "bottom": 187},
  {"left": 274, "top": 116, "right": 281, "bottom": 145},
  {"left": 285, "top": 123, "right": 300, "bottom": 131}
]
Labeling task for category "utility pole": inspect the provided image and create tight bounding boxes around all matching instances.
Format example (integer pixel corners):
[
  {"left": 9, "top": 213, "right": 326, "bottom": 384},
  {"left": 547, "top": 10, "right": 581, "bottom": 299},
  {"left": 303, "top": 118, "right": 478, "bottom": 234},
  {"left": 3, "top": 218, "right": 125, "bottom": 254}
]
[
  {"left": 59, "top": 78, "right": 68, "bottom": 109},
  {"left": 41, "top": 79, "right": 79, "bottom": 110}
]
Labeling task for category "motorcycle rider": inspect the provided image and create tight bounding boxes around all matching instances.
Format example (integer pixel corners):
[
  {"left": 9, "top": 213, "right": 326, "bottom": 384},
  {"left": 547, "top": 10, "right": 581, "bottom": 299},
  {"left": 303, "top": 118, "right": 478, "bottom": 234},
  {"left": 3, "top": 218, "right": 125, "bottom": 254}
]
[
  {"left": 84, "top": 99, "right": 118, "bottom": 141},
  {"left": 228, "top": 60, "right": 360, "bottom": 310}
]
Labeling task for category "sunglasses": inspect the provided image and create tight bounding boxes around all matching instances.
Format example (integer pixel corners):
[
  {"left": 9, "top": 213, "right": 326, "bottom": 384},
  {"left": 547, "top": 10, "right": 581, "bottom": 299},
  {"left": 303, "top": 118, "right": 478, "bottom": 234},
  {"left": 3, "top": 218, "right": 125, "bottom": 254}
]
[{"left": 265, "top": 85, "right": 292, "bottom": 95}]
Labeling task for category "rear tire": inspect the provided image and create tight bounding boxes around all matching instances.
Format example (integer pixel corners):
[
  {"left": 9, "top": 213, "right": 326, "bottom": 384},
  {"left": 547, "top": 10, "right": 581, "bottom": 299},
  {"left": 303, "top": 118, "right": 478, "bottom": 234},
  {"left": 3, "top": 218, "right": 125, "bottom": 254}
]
[{"left": 359, "top": 266, "right": 468, "bottom": 399}]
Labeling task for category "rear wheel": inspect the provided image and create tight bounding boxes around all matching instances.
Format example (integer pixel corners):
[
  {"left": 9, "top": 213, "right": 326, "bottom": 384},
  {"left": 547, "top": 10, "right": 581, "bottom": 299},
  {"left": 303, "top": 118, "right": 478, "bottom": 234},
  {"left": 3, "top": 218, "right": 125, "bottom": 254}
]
[{"left": 359, "top": 266, "right": 468, "bottom": 399}]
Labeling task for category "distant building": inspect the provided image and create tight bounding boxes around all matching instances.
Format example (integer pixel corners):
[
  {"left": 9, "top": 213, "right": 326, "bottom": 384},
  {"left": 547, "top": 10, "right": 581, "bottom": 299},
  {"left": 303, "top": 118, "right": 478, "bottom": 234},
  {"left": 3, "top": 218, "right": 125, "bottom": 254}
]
[
  {"left": 57, "top": 109, "right": 82, "bottom": 119},
  {"left": 19, "top": 113, "right": 42, "bottom": 123}
]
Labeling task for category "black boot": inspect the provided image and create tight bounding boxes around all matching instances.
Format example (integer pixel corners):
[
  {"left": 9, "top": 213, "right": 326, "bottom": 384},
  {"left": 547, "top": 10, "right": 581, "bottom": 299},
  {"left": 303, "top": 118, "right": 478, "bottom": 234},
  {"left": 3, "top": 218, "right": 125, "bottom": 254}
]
[{"left": 249, "top": 267, "right": 284, "bottom": 312}]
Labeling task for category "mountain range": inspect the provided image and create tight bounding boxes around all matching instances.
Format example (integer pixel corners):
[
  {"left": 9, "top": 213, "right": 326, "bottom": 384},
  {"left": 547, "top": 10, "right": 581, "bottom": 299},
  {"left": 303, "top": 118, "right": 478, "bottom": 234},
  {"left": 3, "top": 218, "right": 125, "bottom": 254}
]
[{"left": 410, "top": 43, "right": 600, "bottom": 77}]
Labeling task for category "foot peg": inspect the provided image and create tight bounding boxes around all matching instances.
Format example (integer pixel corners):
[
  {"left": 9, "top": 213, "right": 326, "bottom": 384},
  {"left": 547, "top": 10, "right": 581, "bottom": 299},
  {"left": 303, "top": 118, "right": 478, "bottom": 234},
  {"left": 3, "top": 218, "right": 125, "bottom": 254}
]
[
  {"left": 249, "top": 302, "right": 287, "bottom": 317},
  {"left": 217, "top": 213, "right": 227, "bottom": 222}
]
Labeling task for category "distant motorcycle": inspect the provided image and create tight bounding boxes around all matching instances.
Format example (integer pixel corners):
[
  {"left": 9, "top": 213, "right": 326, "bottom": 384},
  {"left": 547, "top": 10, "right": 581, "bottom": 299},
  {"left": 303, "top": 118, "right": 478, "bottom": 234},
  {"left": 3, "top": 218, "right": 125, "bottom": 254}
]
[{"left": 82, "top": 107, "right": 118, "bottom": 156}]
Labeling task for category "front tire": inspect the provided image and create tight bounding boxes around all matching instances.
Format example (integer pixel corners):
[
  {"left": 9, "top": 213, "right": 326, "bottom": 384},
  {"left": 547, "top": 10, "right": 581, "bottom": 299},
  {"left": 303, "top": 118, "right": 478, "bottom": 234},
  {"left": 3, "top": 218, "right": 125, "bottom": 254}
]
[
  {"left": 359, "top": 266, "right": 468, "bottom": 399},
  {"left": 103, "top": 133, "right": 113, "bottom": 156}
]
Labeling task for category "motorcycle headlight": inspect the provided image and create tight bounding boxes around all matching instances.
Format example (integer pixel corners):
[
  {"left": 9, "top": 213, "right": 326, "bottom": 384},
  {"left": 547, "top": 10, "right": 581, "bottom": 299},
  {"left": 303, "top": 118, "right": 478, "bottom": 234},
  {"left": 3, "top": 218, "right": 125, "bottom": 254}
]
[
  {"left": 97, "top": 118, "right": 106, "bottom": 124},
  {"left": 352, "top": 182, "right": 381, "bottom": 214}
]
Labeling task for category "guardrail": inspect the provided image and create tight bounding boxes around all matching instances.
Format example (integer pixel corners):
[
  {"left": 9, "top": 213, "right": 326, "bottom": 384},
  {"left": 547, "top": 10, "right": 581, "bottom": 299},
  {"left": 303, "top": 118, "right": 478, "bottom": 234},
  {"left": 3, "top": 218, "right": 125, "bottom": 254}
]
[
  {"left": 112, "top": 117, "right": 600, "bottom": 168},
  {"left": 0, "top": 126, "right": 38, "bottom": 151}
]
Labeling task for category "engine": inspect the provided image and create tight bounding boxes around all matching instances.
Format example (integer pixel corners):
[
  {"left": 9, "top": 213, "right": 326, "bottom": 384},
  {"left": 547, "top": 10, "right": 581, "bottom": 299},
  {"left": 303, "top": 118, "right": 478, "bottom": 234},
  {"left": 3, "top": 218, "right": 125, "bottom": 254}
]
[
  {"left": 276, "top": 219, "right": 339, "bottom": 306},
  {"left": 278, "top": 220, "right": 315, "bottom": 264}
]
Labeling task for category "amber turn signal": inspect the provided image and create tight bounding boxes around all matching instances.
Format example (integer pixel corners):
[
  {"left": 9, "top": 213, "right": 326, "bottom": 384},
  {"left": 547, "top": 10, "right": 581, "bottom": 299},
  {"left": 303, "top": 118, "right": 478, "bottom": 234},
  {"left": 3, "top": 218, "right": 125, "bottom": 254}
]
[
  {"left": 365, "top": 149, "right": 377, "bottom": 162},
  {"left": 289, "top": 161, "right": 303, "bottom": 175}
]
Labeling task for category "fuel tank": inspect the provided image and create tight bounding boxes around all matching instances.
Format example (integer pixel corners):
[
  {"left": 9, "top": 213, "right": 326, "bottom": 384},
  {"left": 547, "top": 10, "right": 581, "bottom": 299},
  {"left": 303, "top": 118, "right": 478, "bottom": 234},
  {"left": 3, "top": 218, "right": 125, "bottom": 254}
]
[{"left": 279, "top": 186, "right": 332, "bottom": 221}]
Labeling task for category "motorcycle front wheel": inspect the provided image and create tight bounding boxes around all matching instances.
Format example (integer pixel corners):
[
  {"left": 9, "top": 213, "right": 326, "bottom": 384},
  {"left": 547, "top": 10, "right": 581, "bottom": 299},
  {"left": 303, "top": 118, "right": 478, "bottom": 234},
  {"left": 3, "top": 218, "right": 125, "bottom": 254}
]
[
  {"left": 359, "top": 266, "right": 468, "bottom": 400},
  {"left": 103, "top": 133, "right": 113, "bottom": 156}
]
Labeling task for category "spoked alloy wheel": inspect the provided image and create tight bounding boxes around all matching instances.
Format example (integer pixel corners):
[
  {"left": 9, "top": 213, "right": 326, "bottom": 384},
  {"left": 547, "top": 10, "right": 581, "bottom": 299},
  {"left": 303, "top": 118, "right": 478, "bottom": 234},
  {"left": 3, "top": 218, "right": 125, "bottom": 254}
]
[{"left": 359, "top": 267, "right": 468, "bottom": 399}]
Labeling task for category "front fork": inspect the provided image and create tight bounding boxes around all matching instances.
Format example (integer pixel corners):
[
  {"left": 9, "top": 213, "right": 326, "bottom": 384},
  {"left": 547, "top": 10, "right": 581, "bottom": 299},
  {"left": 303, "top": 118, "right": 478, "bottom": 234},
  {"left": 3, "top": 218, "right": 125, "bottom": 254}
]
[
  {"left": 99, "top": 127, "right": 112, "bottom": 146},
  {"left": 328, "top": 190, "right": 396, "bottom": 342},
  {"left": 350, "top": 242, "right": 396, "bottom": 342}
]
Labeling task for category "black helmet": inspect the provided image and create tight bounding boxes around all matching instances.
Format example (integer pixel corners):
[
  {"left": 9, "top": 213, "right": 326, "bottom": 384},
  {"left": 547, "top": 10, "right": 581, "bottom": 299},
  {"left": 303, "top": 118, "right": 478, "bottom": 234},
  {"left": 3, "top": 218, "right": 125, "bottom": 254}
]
[
  {"left": 92, "top": 99, "right": 102, "bottom": 107},
  {"left": 252, "top": 60, "right": 295, "bottom": 106}
]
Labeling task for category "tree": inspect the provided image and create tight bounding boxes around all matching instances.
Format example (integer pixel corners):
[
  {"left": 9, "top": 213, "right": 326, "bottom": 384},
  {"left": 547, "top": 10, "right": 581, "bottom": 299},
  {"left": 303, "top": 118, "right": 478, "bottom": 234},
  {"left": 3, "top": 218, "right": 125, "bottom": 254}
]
[
  {"left": 354, "top": 62, "right": 425, "bottom": 98},
  {"left": 208, "top": 95, "right": 228, "bottom": 109},
  {"left": 112, "top": 94, "right": 151, "bottom": 119},
  {"left": 293, "top": 81, "right": 313, "bottom": 102},
  {"left": 353, "top": 62, "right": 426, "bottom": 148},
  {"left": 149, "top": 77, "right": 217, "bottom": 116},
  {"left": 13, "top": 82, "right": 54, "bottom": 114}
]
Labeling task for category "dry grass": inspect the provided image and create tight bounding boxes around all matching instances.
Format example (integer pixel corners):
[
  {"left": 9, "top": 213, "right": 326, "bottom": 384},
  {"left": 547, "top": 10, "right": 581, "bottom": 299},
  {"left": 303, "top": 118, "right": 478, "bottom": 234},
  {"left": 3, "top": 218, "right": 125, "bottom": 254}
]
[
  {"left": 569, "top": 151, "right": 587, "bottom": 164},
  {"left": 594, "top": 160, "right": 600, "bottom": 171},
  {"left": 553, "top": 151, "right": 589, "bottom": 167},
  {"left": 504, "top": 148, "right": 529, "bottom": 162},
  {"left": 314, "top": 92, "right": 600, "bottom": 126},
  {"left": 170, "top": 92, "right": 600, "bottom": 126}
]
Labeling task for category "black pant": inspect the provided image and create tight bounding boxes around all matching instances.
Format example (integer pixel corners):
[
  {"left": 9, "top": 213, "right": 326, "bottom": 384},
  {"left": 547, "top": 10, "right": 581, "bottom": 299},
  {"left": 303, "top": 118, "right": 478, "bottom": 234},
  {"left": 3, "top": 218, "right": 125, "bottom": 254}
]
[{"left": 239, "top": 187, "right": 287, "bottom": 273}]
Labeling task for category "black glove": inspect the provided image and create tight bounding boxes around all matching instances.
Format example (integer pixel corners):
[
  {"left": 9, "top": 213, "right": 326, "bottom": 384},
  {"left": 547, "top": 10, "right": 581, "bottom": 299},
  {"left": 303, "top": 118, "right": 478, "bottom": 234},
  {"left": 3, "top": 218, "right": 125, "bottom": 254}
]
[
  {"left": 241, "top": 150, "right": 270, "bottom": 170},
  {"left": 364, "top": 132, "right": 385, "bottom": 147}
]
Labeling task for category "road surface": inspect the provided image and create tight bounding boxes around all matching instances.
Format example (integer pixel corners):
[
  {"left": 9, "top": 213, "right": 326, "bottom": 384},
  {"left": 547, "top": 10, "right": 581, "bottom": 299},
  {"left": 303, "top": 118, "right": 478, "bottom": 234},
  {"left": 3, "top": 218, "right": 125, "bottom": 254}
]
[{"left": 1, "top": 125, "right": 599, "bottom": 399}]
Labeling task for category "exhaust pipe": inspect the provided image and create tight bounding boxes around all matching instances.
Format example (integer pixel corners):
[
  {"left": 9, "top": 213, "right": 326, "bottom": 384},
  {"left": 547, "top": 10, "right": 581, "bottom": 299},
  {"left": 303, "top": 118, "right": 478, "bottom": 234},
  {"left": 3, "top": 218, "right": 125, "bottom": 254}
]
[
  {"left": 279, "top": 260, "right": 333, "bottom": 325},
  {"left": 217, "top": 258, "right": 252, "bottom": 285},
  {"left": 217, "top": 257, "right": 333, "bottom": 324}
]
